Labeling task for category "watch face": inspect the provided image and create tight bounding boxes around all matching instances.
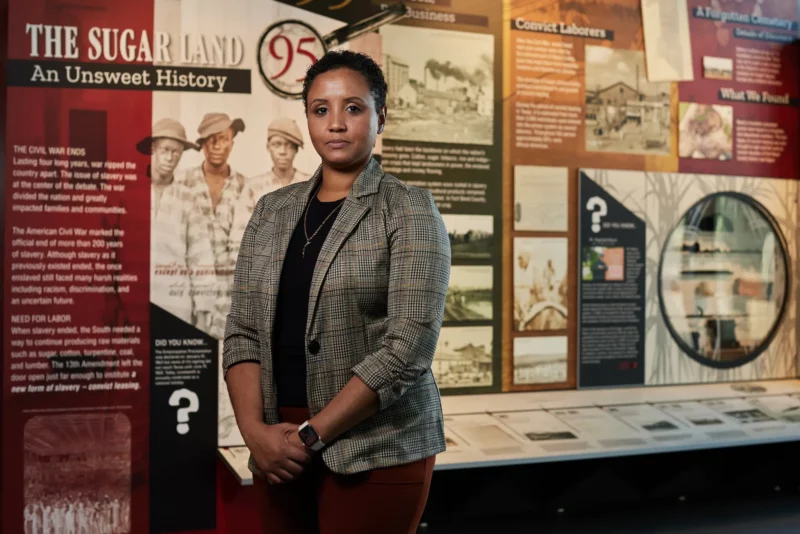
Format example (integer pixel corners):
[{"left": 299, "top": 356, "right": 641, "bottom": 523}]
[{"left": 299, "top": 425, "right": 317, "bottom": 446}]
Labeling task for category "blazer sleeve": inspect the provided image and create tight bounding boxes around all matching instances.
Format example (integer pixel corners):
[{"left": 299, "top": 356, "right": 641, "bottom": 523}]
[
  {"left": 351, "top": 186, "right": 451, "bottom": 410},
  {"left": 221, "top": 194, "right": 268, "bottom": 378}
]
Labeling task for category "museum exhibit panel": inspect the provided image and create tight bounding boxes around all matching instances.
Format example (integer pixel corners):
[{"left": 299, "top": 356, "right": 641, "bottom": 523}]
[{"left": 2, "top": 0, "right": 800, "bottom": 532}]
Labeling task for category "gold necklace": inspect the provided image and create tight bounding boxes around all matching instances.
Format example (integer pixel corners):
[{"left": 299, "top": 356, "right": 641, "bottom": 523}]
[{"left": 302, "top": 188, "right": 345, "bottom": 258}]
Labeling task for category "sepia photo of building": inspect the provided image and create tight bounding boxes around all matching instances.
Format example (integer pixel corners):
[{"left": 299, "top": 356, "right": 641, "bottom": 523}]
[
  {"left": 585, "top": 46, "right": 671, "bottom": 156},
  {"left": 380, "top": 25, "right": 494, "bottom": 146},
  {"left": 433, "top": 326, "right": 493, "bottom": 389}
]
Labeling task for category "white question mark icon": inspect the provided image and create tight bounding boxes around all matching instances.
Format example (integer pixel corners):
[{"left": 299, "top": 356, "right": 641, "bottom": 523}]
[
  {"left": 586, "top": 196, "right": 608, "bottom": 234},
  {"left": 169, "top": 388, "right": 200, "bottom": 435}
]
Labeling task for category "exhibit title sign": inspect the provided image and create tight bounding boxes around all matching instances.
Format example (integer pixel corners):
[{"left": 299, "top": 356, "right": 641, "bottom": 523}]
[{"left": 8, "top": 24, "right": 249, "bottom": 93}]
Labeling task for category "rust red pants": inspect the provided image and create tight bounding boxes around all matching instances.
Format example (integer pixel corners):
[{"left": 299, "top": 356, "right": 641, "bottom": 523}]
[{"left": 255, "top": 407, "right": 435, "bottom": 534}]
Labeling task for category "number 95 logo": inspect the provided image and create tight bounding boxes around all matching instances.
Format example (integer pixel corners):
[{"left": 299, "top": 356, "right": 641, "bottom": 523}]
[{"left": 257, "top": 20, "right": 327, "bottom": 99}]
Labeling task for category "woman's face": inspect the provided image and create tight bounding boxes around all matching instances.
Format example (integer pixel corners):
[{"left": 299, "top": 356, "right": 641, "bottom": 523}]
[{"left": 306, "top": 67, "right": 386, "bottom": 170}]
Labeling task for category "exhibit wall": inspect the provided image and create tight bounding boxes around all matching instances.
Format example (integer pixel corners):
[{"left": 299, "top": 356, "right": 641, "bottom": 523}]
[{"left": 2, "top": 0, "right": 799, "bottom": 532}]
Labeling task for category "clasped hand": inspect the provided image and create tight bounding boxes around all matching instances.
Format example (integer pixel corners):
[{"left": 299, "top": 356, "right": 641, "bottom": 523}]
[{"left": 244, "top": 422, "right": 312, "bottom": 485}]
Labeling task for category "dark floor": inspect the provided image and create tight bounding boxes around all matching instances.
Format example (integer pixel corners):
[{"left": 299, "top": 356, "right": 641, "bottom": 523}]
[{"left": 421, "top": 492, "right": 800, "bottom": 533}]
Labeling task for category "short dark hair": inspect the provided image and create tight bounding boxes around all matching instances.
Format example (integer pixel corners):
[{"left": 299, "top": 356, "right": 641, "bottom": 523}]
[{"left": 302, "top": 50, "right": 387, "bottom": 113}]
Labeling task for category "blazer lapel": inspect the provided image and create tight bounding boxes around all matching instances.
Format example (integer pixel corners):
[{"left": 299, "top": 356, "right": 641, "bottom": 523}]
[
  {"left": 306, "top": 197, "right": 370, "bottom": 334},
  {"left": 306, "top": 158, "right": 384, "bottom": 333}
]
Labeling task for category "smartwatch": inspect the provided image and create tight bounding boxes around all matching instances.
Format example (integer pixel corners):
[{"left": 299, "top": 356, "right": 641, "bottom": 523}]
[{"left": 297, "top": 421, "right": 325, "bottom": 452}]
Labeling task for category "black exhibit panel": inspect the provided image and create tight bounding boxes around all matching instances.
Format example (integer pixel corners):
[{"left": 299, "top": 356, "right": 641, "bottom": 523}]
[
  {"left": 150, "top": 304, "right": 218, "bottom": 533},
  {"left": 578, "top": 171, "right": 647, "bottom": 388}
]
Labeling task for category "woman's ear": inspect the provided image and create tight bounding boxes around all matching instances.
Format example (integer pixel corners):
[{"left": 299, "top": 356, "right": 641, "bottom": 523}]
[{"left": 377, "top": 105, "right": 387, "bottom": 134}]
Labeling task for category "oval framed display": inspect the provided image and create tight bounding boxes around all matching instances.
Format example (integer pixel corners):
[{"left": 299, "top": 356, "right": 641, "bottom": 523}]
[{"left": 657, "top": 192, "right": 790, "bottom": 369}]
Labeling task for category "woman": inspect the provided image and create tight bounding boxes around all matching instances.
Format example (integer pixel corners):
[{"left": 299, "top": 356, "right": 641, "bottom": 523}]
[{"left": 222, "top": 50, "right": 451, "bottom": 534}]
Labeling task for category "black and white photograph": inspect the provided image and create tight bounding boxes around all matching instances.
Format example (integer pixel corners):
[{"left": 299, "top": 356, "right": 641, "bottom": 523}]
[
  {"left": 496, "top": 412, "right": 579, "bottom": 440},
  {"left": 433, "top": 326, "right": 493, "bottom": 389},
  {"left": 442, "top": 214, "right": 494, "bottom": 261},
  {"left": 703, "top": 399, "right": 785, "bottom": 429},
  {"left": 584, "top": 45, "right": 671, "bottom": 155},
  {"left": 495, "top": 412, "right": 587, "bottom": 450},
  {"left": 655, "top": 402, "right": 728, "bottom": 428},
  {"left": 689, "top": 417, "right": 725, "bottom": 426},
  {"left": 643, "top": 420, "right": 681, "bottom": 431},
  {"left": 514, "top": 238, "right": 568, "bottom": 332},
  {"left": 606, "top": 405, "right": 684, "bottom": 433},
  {"left": 380, "top": 25, "right": 494, "bottom": 146},
  {"left": 24, "top": 413, "right": 131, "bottom": 534},
  {"left": 722, "top": 409, "right": 776, "bottom": 425},
  {"left": 513, "top": 336, "right": 568, "bottom": 385},
  {"left": 526, "top": 431, "right": 579, "bottom": 441},
  {"left": 749, "top": 396, "right": 800, "bottom": 423},
  {"left": 445, "top": 266, "right": 493, "bottom": 322}
]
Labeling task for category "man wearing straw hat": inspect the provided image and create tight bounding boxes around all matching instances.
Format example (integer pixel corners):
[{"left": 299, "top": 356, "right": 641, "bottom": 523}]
[
  {"left": 180, "top": 112, "right": 247, "bottom": 338},
  {"left": 260, "top": 116, "right": 311, "bottom": 189},
  {"left": 138, "top": 118, "right": 218, "bottom": 334},
  {"left": 228, "top": 117, "right": 312, "bottom": 263}
]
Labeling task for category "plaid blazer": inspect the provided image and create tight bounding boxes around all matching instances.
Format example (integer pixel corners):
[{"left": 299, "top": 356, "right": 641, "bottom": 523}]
[{"left": 222, "top": 158, "right": 450, "bottom": 475}]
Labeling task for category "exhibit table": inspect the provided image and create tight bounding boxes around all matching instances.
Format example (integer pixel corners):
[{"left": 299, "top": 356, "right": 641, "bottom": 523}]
[{"left": 219, "top": 378, "right": 800, "bottom": 485}]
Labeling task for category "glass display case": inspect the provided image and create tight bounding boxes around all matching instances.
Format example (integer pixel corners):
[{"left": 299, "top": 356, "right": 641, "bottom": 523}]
[{"left": 659, "top": 193, "right": 790, "bottom": 369}]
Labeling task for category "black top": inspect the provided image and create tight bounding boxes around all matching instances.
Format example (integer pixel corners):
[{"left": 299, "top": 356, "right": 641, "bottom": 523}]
[{"left": 272, "top": 193, "right": 345, "bottom": 408}]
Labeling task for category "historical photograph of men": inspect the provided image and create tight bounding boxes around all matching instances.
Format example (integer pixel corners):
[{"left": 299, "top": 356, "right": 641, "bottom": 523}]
[
  {"left": 229, "top": 117, "right": 314, "bottom": 258},
  {"left": 584, "top": 45, "right": 672, "bottom": 156},
  {"left": 178, "top": 112, "right": 247, "bottom": 338},
  {"left": 140, "top": 118, "right": 218, "bottom": 335},
  {"left": 145, "top": 0, "right": 351, "bottom": 451},
  {"left": 514, "top": 238, "right": 569, "bottom": 332},
  {"left": 264, "top": 117, "right": 313, "bottom": 188}
]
